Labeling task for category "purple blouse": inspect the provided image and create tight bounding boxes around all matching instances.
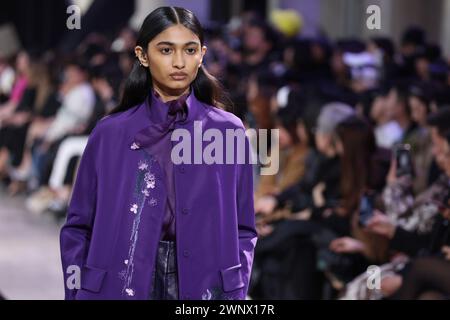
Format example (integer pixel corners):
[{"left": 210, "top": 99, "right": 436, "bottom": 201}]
[{"left": 135, "top": 89, "right": 190, "bottom": 241}]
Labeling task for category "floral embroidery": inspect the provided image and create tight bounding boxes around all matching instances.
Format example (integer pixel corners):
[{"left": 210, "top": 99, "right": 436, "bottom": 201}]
[
  {"left": 138, "top": 160, "right": 149, "bottom": 171},
  {"left": 129, "top": 204, "right": 138, "bottom": 214},
  {"left": 130, "top": 142, "right": 140, "bottom": 150},
  {"left": 125, "top": 288, "right": 135, "bottom": 296},
  {"left": 202, "top": 289, "right": 212, "bottom": 300},
  {"left": 148, "top": 198, "right": 157, "bottom": 206},
  {"left": 144, "top": 172, "right": 156, "bottom": 189},
  {"left": 121, "top": 151, "right": 156, "bottom": 297}
]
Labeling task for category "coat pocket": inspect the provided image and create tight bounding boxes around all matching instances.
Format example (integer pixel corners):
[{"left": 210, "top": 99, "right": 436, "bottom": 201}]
[
  {"left": 220, "top": 263, "right": 245, "bottom": 293},
  {"left": 80, "top": 264, "right": 107, "bottom": 293}
]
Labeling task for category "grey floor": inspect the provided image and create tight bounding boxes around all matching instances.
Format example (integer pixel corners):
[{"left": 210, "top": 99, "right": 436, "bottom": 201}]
[{"left": 0, "top": 188, "right": 64, "bottom": 300}]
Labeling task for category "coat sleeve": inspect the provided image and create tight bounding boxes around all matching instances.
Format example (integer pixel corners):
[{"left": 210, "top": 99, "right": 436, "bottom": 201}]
[
  {"left": 236, "top": 130, "right": 258, "bottom": 298},
  {"left": 59, "top": 127, "right": 100, "bottom": 299}
]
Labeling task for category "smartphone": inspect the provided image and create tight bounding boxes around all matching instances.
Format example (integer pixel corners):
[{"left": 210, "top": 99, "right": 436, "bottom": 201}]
[
  {"left": 395, "top": 144, "right": 414, "bottom": 177},
  {"left": 359, "top": 193, "right": 375, "bottom": 227}
]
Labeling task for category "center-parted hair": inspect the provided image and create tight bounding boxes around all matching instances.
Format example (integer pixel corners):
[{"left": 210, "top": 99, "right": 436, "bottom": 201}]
[{"left": 110, "top": 6, "right": 230, "bottom": 115}]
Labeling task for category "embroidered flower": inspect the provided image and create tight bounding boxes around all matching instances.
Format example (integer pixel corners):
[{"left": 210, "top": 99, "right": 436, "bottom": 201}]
[
  {"left": 148, "top": 198, "right": 157, "bottom": 206},
  {"left": 138, "top": 160, "right": 148, "bottom": 171},
  {"left": 125, "top": 288, "right": 135, "bottom": 296},
  {"left": 144, "top": 172, "right": 154, "bottom": 182},
  {"left": 130, "top": 142, "right": 140, "bottom": 150},
  {"left": 144, "top": 172, "right": 156, "bottom": 189},
  {"left": 129, "top": 204, "right": 138, "bottom": 214},
  {"left": 141, "top": 189, "right": 149, "bottom": 197},
  {"left": 124, "top": 259, "right": 129, "bottom": 265},
  {"left": 201, "top": 287, "right": 239, "bottom": 300},
  {"left": 202, "top": 289, "right": 212, "bottom": 300}
]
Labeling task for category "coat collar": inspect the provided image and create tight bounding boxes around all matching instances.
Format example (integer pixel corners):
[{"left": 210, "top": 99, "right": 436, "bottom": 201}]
[{"left": 130, "top": 87, "right": 208, "bottom": 151}]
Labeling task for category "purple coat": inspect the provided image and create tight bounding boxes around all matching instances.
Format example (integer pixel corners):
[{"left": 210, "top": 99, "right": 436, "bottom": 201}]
[{"left": 60, "top": 91, "right": 257, "bottom": 300}]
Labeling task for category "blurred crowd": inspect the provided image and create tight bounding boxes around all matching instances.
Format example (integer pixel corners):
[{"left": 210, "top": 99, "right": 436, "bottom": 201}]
[{"left": 0, "top": 11, "right": 450, "bottom": 299}]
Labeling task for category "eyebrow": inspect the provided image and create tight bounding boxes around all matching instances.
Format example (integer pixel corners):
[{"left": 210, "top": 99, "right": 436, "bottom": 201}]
[{"left": 156, "top": 41, "right": 200, "bottom": 47}]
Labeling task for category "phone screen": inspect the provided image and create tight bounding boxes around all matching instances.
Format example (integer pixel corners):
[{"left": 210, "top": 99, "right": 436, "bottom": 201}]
[
  {"left": 359, "top": 194, "right": 374, "bottom": 226},
  {"left": 395, "top": 144, "right": 413, "bottom": 177}
]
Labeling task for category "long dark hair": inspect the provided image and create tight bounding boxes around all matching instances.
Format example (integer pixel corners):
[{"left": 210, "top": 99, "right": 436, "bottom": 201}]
[
  {"left": 109, "top": 6, "right": 230, "bottom": 115},
  {"left": 336, "top": 116, "right": 377, "bottom": 215}
]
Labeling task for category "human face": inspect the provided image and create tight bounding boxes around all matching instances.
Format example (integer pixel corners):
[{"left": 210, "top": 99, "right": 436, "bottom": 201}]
[
  {"left": 385, "top": 89, "right": 398, "bottom": 116},
  {"left": 135, "top": 24, "right": 207, "bottom": 99},
  {"left": 16, "top": 51, "right": 30, "bottom": 75},
  {"left": 244, "top": 26, "right": 265, "bottom": 52},
  {"left": 315, "top": 132, "right": 336, "bottom": 157},
  {"left": 63, "top": 65, "right": 86, "bottom": 87},
  {"left": 277, "top": 124, "right": 292, "bottom": 149},
  {"left": 370, "top": 96, "right": 387, "bottom": 123},
  {"left": 409, "top": 96, "right": 427, "bottom": 126},
  {"left": 296, "top": 121, "right": 309, "bottom": 145}
]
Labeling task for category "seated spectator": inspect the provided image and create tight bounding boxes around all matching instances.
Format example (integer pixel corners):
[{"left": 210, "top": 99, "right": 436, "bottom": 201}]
[
  {"left": 385, "top": 82, "right": 415, "bottom": 142},
  {"left": 6, "top": 61, "right": 61, "bottom": 194},
  {"left": 365, "top": 87, "right": 403, "bottom": 149},
  {"left": 24, "top": 59, "right": 95, "bottom": 213},
  {"left": 406, "top": 83, "right": 434, "bottom": 192},
  {"left": 255, "top": 88, "right": 309, "bottom": 200},
  {"left": 0, "top": 51, "right": 30, "bottom": 177},
  {"left": 341, "top": 107, "right": 450, "bottom": 299},
  {"left": 25, "top": 61, "right": 112, "bottom": 217},
  {"left": 0, "top": 51, "right": 29, "bottom": 120},
  {"left": 0, "top": 56, "right": 15, "bottom": 102}
]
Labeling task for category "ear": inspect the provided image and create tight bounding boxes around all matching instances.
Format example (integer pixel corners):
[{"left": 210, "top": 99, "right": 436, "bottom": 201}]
[
  {"left": 199, "top": 45, "right": 207, "bottom": 68},
  {"left": 134, "top": 46, "right": 149, "bottom": 67},
  {"left": 331, "top": 133, "right": 343, "bottom": 154}
]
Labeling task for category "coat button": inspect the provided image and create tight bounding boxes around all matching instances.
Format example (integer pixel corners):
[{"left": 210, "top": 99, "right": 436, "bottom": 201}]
[
  {"left": 179, "top": 166, "right": 185, "bottom": 174},
  {"left": 183, "top": 250, "right": 190, "bottom": 257},
  {"left": 182, "top": 208, "right": 188, "bottom": 215},
  {"left": 184, "top": 294, "right": 190, "bottom": 299}
]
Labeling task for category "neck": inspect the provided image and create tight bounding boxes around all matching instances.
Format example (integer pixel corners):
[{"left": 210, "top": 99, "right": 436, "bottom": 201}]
[
  {"left": 246, "top": 48, "right": 268, "bottom": 65},
  {"left": 376, "top": 114, "right": 390, "bottom": 125},
  {"left": 396, "top": 115, "right": 410, "bottom": 130},
  {"left": 417, "top": 119, "right": 426, "bottom": 127},
  {"left": 152, "top": 83, "right": 190, "bottom": 103}
]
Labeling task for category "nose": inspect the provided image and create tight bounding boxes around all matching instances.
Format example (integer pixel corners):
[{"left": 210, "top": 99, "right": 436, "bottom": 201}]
[{"left": 172, "top": 50, "right": 185, "bottom": 69}]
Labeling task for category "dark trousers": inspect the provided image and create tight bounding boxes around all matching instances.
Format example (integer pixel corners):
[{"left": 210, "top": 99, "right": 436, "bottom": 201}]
[{"left": 150, "top": 240, "right": 179, "bottom": 300}]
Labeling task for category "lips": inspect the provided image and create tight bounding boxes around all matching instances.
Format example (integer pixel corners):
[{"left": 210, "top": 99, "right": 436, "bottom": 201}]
[{"left": 170, "top": 72, "right": 188, "bottom": 80}]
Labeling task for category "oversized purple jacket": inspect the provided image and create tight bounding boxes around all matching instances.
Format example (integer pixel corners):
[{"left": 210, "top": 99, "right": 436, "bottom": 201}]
[{"left": 59, "top": 90, "right": 257, "bottom": 300}]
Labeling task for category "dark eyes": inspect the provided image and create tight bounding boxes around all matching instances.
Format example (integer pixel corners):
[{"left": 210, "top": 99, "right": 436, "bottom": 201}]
[
  {"left": 161, "top": 48, "right": 172, "bottom": 54},
  {"left": 185, "top": 48, "right": 197, "bottom": 54},
  {"left": 160, "top": 48, "right": 197, "bottom": 55}
]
